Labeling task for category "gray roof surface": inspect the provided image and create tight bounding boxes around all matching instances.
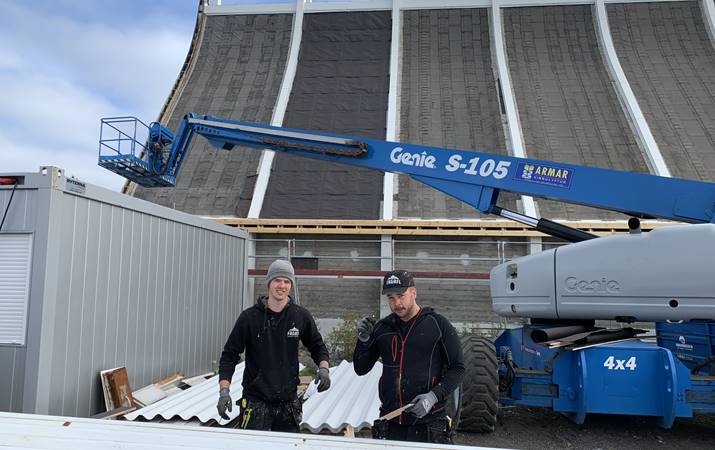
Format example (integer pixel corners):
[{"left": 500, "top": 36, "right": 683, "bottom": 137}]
[
  {"left": 504, "top": 5, "right": 647, "bottom": 220},
  {"left": 608, "top": 1, "right": 715, "bottom": 182},
  {"left": 398, "top": 8, "right": 517, "bottom": 219},
  {"left": 133, "top": 14, "right": 292, "bottom": 216}
]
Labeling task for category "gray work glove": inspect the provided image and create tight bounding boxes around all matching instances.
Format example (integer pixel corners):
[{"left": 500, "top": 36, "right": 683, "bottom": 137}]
[
  {"left": 217, "top": 387, "right": 232, "bottom": 420},
  {"left": 357, "top": 316, "right": 376, "bottom": 343},
  {"left": 315, "top": 367, "right": 331, "bottom": 392},
  {"left": 406, "top": 391, "right": 438, "bottom": 419}
]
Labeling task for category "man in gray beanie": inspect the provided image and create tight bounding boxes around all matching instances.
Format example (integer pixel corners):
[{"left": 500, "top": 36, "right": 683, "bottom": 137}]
[{"left": 217, "top": 259, "right": 331, "bottom": 432}]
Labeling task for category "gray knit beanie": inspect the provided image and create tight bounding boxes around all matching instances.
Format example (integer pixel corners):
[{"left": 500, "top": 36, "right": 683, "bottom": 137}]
[{"left": 266, "top": 259, "right": 296, "bottom": 286}]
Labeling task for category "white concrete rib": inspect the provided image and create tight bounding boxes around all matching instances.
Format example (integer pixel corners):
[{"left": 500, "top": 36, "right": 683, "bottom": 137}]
[
  {"left": 382, "top": 0, "right": 401, "bottom": 221},
  {"left": 702, "top": 0, "right": 715, "bottom": 50},
  {"left": 490, "top": 0, "right": 538, "bottom": 218}
]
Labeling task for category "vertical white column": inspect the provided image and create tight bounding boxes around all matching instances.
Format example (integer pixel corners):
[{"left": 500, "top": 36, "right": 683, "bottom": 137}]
[
  {"left": 594, "top": 0, "right": 671, "bottom": 177},
  {"left": 491, "top": 0, "right": 541, "bottom": 254},
  {"left": 379, "top": 0, "right": 401, "bottom": 318},
  {"left": 248, "top": 0, "right": 306, "bottom": 219},
  {"left": 379, "top": 235, "right": 394, "bottom": 318},
  {"left": 490, "top": 0, "right": 537, "bottom": 219},
  {"left": 383, "top": 0, "right": 401, "bottom": 221},
  {"left": 702, "top": 0, "right": 715, "bottom": 50}
]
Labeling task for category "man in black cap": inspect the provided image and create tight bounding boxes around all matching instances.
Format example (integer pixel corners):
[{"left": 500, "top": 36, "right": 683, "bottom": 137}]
[
  {"left": 216, "top": 259, "right": 331, "bottom": 432},
  {"left": 353, "top": 270, "right": 465, "bottom": 444}
]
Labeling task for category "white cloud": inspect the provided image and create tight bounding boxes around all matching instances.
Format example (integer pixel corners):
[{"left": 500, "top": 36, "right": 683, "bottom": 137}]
[
  {"left": 0, "top": 2, "right": 192, "bottom": 191},
  {"left": 0, "top": 134, "right": 126, "bottom": 191}
]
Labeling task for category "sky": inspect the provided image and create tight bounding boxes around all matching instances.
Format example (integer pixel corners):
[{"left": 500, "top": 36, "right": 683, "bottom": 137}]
[
  {"left": 0, "top": 0, "right": 205, "bottom": 191},
  {"left": 1, "top": 0, "right": 351, "bottom": 191}
]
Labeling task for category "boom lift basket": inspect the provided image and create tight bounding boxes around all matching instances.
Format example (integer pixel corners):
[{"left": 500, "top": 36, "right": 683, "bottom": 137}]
[{"left": 98, "top": 117, "right": 175, "bottom": 187}]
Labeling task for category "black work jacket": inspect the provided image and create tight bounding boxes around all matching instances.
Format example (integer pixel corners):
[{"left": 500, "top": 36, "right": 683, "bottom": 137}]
[
  {"left": 353, "top": 307, "right": 465, "bottom": 424},
  {"left": 219, "top": 296, "right": 329, "bottom": 403}
]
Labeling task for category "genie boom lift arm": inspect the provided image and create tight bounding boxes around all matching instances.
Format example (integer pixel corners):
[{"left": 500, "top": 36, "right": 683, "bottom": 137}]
[{"left": 99, "top": 114, "right": 715, "bottom": 429}]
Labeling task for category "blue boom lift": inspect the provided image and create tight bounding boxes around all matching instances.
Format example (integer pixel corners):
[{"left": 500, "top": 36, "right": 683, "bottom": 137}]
[{"left": 99, "top": 114, "right": 715, "bottom": 430}]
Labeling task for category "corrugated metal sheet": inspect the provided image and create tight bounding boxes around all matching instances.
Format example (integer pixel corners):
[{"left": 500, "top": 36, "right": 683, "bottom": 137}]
[
  {"left": 301, "top": 360, "right": 382, "bottom": 433},
  {"left": 0, "top": 412, "right": 497, "bottom": 450},
  {"left": 125, "top": 363, "right": 247, "bottom": 424},
  {"left": 126, "top": 360, "right": 383, "bottom": 434}
]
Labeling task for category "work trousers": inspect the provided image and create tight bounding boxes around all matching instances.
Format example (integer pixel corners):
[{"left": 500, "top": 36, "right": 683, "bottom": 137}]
[
  {"left": 372, "top": 415, "right": 454, "bottom": 444},
  {"left": 234, "top": 398, "right": 301, "bottom": 433}
]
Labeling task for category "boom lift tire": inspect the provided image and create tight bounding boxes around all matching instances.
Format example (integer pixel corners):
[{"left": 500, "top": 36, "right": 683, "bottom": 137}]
[{"left": 455, "top": 335, "right": 499, "bottom": 433}]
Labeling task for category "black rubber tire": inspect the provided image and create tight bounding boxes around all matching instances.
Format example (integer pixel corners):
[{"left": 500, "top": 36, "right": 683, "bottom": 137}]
[{"left": 456, "top": 335, "right": 499, "bottom": 433}]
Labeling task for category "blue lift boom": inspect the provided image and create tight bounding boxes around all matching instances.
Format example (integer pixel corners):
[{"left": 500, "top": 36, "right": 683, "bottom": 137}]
[{"left": 98, "top": 114, "right": 715, "bottom": 429}]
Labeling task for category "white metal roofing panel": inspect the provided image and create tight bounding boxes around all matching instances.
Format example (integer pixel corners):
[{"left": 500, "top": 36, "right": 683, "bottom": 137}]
[
  {"left": 125, "top": 361, "right": 383, "bottom": 434},
  {"left": 0, "top": 412, "right": 500, "bottom": 450},
  {"left": 124, "top": 363, "right": 246, "bottom": 425},
  {"left": 0, "top": 233, "right": 32, "bottom": 345},
  {"left": 301, "top": 360, "right": 382, "bottom": 433}
]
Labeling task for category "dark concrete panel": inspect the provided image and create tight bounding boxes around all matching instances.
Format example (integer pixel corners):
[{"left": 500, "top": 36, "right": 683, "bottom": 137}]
[
  {"left": 609, "top": 1, "right": 715, "bottom": 182},
  {"left": 414, "top": 280, "right": 499, "bottom": 326},
  {"left": 254, "top": 234, "right": 382, "bottom": 271},
  {"left": 398, "top": 9, "right": 515, "bottom": 219},
  {"left": 505, "top": 6, "right": 648, "bottom": 220},
  {"left": 134, "top": 14, "right": 292, "bottom": 216},
  {"left": 261, "top": 11, "right": 390, "bottom": 219},
  {"left": 254, "top": 279, "right": 380, "bottom": 319}
]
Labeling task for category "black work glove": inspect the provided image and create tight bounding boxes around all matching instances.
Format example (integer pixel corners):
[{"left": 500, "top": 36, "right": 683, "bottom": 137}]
[
  {"left": 315, "top": 367, "right": 331, "bottom": 392},
  {"left": 357, "top": 316, "right": 376, "bottom": 343},
  {"left": 217, "top": 387, "right": 232, "bottom": 420},
  {"left": 406, "top": 391, "right": 438, "bottom": 419}
]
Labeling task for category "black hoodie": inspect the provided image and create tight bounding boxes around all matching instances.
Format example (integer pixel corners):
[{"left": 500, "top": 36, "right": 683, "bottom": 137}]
[
  {"left": 353, "top": 307, "right": 465, "bottom": 424},
  {"left": 219, "top": 296, "right": 330, "bottom": 403}
]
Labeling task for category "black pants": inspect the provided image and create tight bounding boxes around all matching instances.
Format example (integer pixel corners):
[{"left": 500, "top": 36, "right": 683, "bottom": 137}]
[
  {"left": 234, "top": 398, "right": 301, "bottom": 433},
  {"left": 372, "top": 416, "right": 454, "bottom": 444}
]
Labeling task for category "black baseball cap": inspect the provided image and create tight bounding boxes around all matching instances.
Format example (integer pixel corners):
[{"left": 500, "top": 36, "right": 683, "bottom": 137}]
[{"left": 382, "top": 270, "right": 415, "bottom": 295}]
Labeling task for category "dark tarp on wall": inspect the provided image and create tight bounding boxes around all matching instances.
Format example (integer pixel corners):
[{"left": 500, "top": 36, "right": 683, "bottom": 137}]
[
  {"left": 398, "top": 8, "right": 517, "bottom": 219},
  {"left": 260, "top": 11, "right": 391, "bottom": 219}
]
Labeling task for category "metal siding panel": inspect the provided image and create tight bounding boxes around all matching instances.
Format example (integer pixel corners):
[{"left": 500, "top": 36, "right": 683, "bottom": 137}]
[
  {"left": 48, "top": 197, "right": 72, "bottom": 414},
  {"left": 5, "top": 171, "right": 248, "bottom": 417},
  {"left": 159, "top": 218, "right": 171, "bottom": 379},
  {"left": 0, "top": 189, "right": 37, "bottom": 231},
  {"left": 88, "top": 202, "right": 110, "bottom": 415},
  {"left": 64, "top": 197, "right": 89, "bottom": 416},
  {"left": 0, "top": 346, "right": 25, "bottom": 412},
  {"left": 76, "top": 199, "right": 101, "bottom": 416}
]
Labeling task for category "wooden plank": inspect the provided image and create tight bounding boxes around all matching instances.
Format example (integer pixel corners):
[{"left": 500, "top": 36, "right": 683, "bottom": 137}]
[
  {"left": 100, "top": 367, "right": 137, "bottom": 411},
  {"left": 248, "top": 269, "right": 490, "bottom": 279},
  {"left": 207, "top": 217, "right": 678, "bottom": 236}
]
